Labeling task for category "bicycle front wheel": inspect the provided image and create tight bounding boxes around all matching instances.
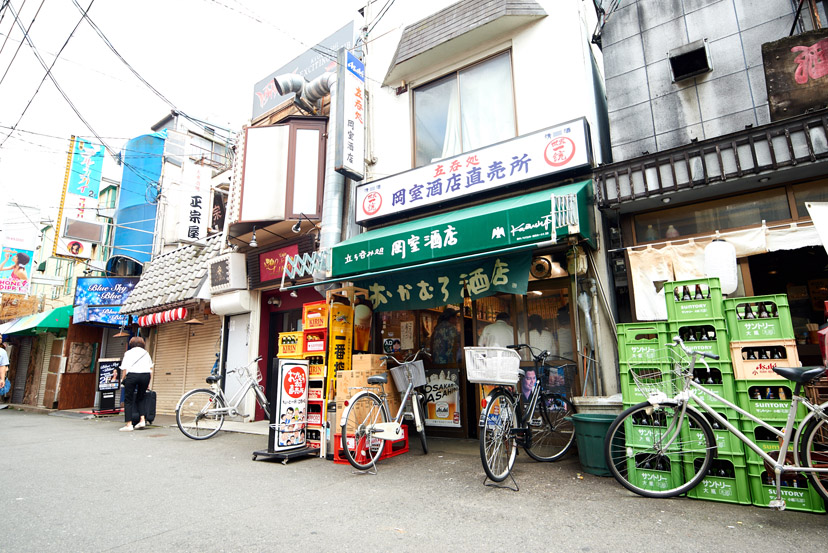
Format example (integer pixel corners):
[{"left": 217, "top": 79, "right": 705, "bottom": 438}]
[
  {"left": 525, "top": 393, "right": 575, "bottom": 462},
  {"left": 415, "top": 392, "right": 428, "bottom": 455},
  {"left": 799, "top": 416, "right": 828, "bottom": 502},
  {"left": 340, "top": 393, "right": 389, "bottom": 470},
  {"left": 176, "top": 389, "right": 225, "bottom": 440},
  {"left": 480, "top": 389, "right": 518, "bottom": 482},
  {"left": 604, "top": 402, "right": 715, "bottom": 498}
]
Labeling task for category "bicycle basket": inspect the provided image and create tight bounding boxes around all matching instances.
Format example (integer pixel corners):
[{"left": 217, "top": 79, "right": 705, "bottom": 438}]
[
  {"left": 389, "top": 360, "right": 427, "bottom": 392},
  {"left": 464, "top": 347, "right": 523, "bottom": 385},
  {"left": 629, "top": 347, "right": 692, "bottom": 399}
]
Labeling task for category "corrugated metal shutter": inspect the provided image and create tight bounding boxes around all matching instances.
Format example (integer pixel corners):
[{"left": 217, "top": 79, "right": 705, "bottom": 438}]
[
  {"left": 36, "top": 335, "right": 55, "bottom": 407},
  {"left": 11, "top": 338, "right": 32, "bottom": 404},
  {"left": 104, "top": 328, "right": 128, "bottom": 359},
  {"left": 152, "top": 315, "right": 221, "bottom": 415}
]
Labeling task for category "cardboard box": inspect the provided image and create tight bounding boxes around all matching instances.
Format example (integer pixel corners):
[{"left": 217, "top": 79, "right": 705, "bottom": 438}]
[{"left": 352, "top": 354, "right": 386, "bottom": 371}]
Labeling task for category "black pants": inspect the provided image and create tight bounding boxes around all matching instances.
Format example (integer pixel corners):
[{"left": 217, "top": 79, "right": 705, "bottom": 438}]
[{"left": 123, "top": 373, "right": 151, "bottom": 423}]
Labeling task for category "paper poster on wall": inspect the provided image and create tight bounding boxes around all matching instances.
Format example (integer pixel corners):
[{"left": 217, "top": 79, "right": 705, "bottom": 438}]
[{"left": 400, "top": 320, "right": 414, "bottom": 350}]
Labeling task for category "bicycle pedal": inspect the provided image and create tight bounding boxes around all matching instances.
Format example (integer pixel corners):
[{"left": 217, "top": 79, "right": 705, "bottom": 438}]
[{"left": 768, "top": 499, "right": 786, "bottom": 511}]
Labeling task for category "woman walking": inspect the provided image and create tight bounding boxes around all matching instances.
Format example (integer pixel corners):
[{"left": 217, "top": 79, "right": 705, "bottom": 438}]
[{"left": 119, "top": 336, "right": 153, "bottom": 432}]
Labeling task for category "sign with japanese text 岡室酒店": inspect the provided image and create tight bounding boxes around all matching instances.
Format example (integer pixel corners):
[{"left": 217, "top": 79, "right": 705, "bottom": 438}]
[
  {"left": 335, "top": 49, "right": 365, "bottom": 181},
  {"left": 353, "top": 252, "right": 530, "bottom": 312},
  {"left": 73, "top": 277, "right": 139, "bottom": 326},
  {"left": 355, "top": 118, "right": 591, "bottom": 223}
]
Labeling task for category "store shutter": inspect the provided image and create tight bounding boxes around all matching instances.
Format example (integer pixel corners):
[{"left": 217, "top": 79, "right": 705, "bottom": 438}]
[
  {"left": 181, "top": 315, "right": 222, "bottom": 395},
  {"left": 152, "top": 322, "right": 189, "bottom": 415},
  {"left": 36, "top": 335, "right": 55, "bottom": 407},
  {"left": 104, "top": 328, "right": 129, "bottom": 359},
  {"left": 11, "top": 337, "right": 32, "bottom": 404}
]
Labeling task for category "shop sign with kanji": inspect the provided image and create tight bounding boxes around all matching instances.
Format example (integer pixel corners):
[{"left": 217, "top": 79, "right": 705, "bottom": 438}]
[
  {"left": 355, "top": 117, "right": 591, "bottom": 223},
  {"left": 354, "top": 252, "right": 530, "bottom": 312}
]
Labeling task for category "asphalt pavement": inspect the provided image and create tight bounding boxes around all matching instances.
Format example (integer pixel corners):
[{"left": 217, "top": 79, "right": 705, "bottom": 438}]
[{"left": 1, "top": 407, "right": 827, "bottom": 553}]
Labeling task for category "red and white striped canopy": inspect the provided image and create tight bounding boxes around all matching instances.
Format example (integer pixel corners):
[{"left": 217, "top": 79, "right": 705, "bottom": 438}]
[{"left": 137, "top": 308, "right": 188, "bottom": 327}]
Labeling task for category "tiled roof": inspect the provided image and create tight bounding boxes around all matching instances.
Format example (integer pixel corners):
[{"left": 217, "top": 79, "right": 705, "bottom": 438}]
[{"left": 121, "top": 234, "right": 223, "bottom": 315}]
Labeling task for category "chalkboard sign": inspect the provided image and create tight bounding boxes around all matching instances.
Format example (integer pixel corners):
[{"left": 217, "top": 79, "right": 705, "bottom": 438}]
[{"left": 98, "top": 358, "right": 121, "bottom": 392}]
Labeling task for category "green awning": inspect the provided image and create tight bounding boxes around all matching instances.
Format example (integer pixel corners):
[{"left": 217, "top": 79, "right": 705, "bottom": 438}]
[
  {"left": 7, "top": 305, "right": 73, "bottom": 336},
  {"left": 331, "top": 180, "right": 594, "bottom": 278}
]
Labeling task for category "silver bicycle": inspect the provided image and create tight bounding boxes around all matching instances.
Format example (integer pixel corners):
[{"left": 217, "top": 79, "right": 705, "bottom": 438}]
[
  {"left": 339, "top": 348, "right": 430, "bottom": 471},
  {"left": 176, "top": 356, "right": 270, "bottom": 440}
]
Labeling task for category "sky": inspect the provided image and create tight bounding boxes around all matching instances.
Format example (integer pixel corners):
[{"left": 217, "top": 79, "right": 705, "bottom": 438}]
[{"left": 0, "top": 0, "right": 364, "bottom": 225}]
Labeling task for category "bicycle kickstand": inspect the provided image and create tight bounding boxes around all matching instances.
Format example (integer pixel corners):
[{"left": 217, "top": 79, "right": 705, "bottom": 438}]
[{"left": 483, "top": 472, "right": 519, "bottom": 492}]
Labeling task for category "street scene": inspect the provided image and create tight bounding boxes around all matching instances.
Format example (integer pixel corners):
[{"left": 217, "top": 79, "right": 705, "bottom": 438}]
[
  {"left": 1, "top": 0, "right": 828, "bottom": 549},
  {"left": 3, "top": 408, "right": 828, "bottom": 553}
]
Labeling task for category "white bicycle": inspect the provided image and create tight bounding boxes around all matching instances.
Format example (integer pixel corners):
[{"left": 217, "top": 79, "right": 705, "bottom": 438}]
[{"left": 176, "top": 356, "right": 270, "bottom": 440}]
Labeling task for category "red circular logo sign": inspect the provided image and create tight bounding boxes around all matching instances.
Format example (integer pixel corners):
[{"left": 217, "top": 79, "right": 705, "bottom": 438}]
[
  {"left": 544, "top": 136, "right": 576, "bottom": 167},
  {"left": 362, "top": 191, "right": 382, "bottom": 216},
  {"left": 283, "top": 367, "right": 307, "bottom": 399}
]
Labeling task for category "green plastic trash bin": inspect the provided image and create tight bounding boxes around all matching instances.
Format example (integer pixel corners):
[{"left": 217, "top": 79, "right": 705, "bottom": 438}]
[{"left": 569, "top": 413, "right": 617, "bottom": 476}]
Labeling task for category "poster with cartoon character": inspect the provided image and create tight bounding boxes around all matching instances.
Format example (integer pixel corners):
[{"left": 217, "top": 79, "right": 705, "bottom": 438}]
[{"left": 269, "top": 358, "right": 309, "bottom": 451}]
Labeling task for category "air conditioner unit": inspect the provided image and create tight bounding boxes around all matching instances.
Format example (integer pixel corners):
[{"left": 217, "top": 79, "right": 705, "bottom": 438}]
[{"left": 208, "top": 253, "right": 247, "bottom": 293}]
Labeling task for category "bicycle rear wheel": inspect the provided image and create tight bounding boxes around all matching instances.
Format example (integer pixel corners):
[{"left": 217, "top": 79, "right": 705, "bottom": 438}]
[
  {"left": 176, "top": 389, "right": 225, "bottom": 440},
  {"left": 604, "top": 402, "right": 715, "bottom": 498},
  {"left": 524, "top": 393, "right": 575, "bottom": 462},
  {"left": 480, "top": 389, "right": 518, "bottom": 482},
  {"left": 799, "top": 415, "right": 828, "bottom": 502},
  {"left": 340, "top": 392, "right": 389, "bottom": 470}
]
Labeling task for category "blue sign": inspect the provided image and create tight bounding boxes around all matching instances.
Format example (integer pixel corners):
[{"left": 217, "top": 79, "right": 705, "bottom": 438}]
[
  {"left": 66, "top": 138, "right": 104, "bottom": 199},
  {"left": 73, "top": 277, "right": 139, "bottom": 326}
]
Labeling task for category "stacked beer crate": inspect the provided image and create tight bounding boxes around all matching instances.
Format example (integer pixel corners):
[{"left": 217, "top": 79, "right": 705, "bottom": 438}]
[
  {"left": 665, "top": 278, "right": 751, "bottom": 505},
  {"left": 725, "top": 295, "right": 825, "bottom": 513}
]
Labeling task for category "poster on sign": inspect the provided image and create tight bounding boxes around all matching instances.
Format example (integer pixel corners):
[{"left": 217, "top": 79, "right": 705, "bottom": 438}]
[
  {"left": 0, "top": 246, "right": 34, "bottom": 295},
  {"left": 270, "top": 358, "right": 310, "bottom": 452},
  {"left": 98, "top": 359, "right": 121, "bottom": 392}
]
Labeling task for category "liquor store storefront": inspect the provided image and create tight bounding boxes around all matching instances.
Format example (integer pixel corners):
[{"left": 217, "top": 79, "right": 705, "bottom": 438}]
[{"left": 329, "top": 181, "right": 595, "bottom": 438}]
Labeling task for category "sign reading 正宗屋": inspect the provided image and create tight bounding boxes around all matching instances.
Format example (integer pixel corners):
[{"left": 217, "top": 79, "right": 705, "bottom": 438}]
[
  {"left": 354, "top": 252, "right": 530, "bottom": 312},
  {"left": 178, "top": 163, "right": 208, "bottom": 242},
  {"left": 335, "top": 48, "right": 365, "bottom": 181},
  {"left": 54, "top": 136, "right": 105, "bottom": 260},
  {"left": 356, "top": 118, "right": 591, "bottom": 223},
  {"left": 73, "top": 277, "right": 139, "bottom": 326}
]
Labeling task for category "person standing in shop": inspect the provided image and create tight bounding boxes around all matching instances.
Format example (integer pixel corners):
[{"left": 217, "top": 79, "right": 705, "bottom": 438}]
[
  {"left": 431, "top": 307, "right": 460, "bottom": 364},
  {"left": 527, "top": 314, "right": 554, "bottom": 353},
  {"left": 479, "top": 312, "right": 515, "bottom": 348},
  {"left": 0, "top": 341, "right": 10, "bottom": 408},
  {"left": 119, "top": 336, "right": 153, "bottom": 432}
]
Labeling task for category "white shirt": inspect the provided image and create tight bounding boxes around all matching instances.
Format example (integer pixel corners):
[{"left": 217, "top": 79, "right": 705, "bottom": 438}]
[
  {"left": 479, "top": 320, "right": 515, "bottom": 348},
  {"left": 121, "top": 347, "right": 153, "bottom": 374},
  {"left": 528, "top": 329, "right": 554, "bottom": 353}
]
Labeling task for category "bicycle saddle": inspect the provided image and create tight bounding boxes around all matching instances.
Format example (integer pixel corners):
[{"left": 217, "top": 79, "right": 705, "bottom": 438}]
[
  {"left": 206, "top": 374, "right": 222, "bottom": 384},
  {"left": 772, "top": 365, "right": 826, "bottom": 384},
  {"left": 367, "top": 374, "right": 387, "bottom": 385}
]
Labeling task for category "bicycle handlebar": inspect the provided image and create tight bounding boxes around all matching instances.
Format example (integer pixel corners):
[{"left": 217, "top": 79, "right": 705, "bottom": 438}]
[
  {"left": 507, "top": 343, "right": 576, "bottom": 365},
  {"left": 669, "top": 336, "right": 720, "bottom": 360},
  {"left": 382, "top": 347, "right": 431, "bottom": 366}
]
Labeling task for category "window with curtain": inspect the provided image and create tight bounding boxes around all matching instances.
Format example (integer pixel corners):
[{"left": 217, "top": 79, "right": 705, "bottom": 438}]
[{"left": 413, "top": 51, "right": 515, "bottom": 167}]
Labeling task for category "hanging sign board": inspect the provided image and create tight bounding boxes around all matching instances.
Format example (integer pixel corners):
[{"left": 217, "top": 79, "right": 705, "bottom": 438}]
[{"left": 335, "top": 48, "right": 365, "bottom": 181}]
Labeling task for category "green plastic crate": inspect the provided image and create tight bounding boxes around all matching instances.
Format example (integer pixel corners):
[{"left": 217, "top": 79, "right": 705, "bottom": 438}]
[
  {"left": 682, "top": 407, "right": 745, "bottom": 455},
  {"left": 724, "top": 295, "right": 795, "bottom": 341},
  {"left": 735, "top": 379, "right": 807, "bottom": 423},
  {"left": 664, "top": 278, "right": 724, "bottom": 322},
  {"left": 689, "top": 366, "right": 737, "bottom": 408},
  {"left": 617, "top": 322, "right": 670, "bottom": 365},
  {"left": 685, "top": 453, "right": 751, "bottom": 505},
  {"left": 738, "top": 419, "right": 794, "bottom": 466},
  {"left": 668, "top": 319, "right": 731, "bottom": 362},
  {"left": 747, "top": 463, "right": 826, "bottom": 513},
  {"left": 625, "top": 454, "right": 687, "bottom": 493}
]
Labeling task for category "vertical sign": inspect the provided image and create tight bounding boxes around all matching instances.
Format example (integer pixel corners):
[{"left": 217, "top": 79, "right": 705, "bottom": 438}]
[
  {"left": 179, "top": 163, "right": 208, "bottom": 242},
  {"left": 270, "top": 358, "right": 310, "bottom": 451},
  {"left": 335, "top": 48, "right": 365, "bottom": 181},
  {"left": 54, "top": 136, "right": 105, "bottom": 259}
]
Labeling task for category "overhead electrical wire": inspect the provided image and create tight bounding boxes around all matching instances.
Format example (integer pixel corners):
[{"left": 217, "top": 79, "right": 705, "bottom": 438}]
[
  {"left": 0, "top": 0, "right": 23, "bottom": 58},
  {"left": 0, "top": 0, "right": 44, "bottom": 89}
]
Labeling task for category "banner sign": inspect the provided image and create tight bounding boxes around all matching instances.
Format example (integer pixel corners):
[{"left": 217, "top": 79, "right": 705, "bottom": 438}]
[
  {"left": 258, "top": 244, "right": 299, "bottom": 284},
  {"left": 354, "top": 252, "right": 531, "bottom": 312},
  {"left": 73, "top": 277, "right": 138, "bottom": 326},
  {"left": 335, "top": 48, "right": 365, "bottom": 181},
  {"left": 98, "top": 359, "right": 121, "bottom": 392},
  {"left": 424, "top": 367, "right": 461, "bottom": 428},
  {"left": 355, "top": 118, "right": 591, "bottom": 223},
  {"left": 54, "top": 136, "right": 105, "bottom": 260},
  {"left": 0, "top": 246, "right": 34, "bottom": 295},
  {"left": 328, "top": 301, "right": 353, "bottom": 372},
  {"left": 178, "top": 163, "right": 209, "bottom": 242},
  {"left": 270, "top": 358, "right": 310, "bottom": 452}
]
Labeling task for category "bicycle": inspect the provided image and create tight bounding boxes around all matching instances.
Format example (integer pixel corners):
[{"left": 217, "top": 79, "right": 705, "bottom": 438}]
[
  {"left": 176, "top": 356, "right": 270, "bottom": 440},
  {"left": 604, "top": 336, "right": 828, "bottom": 510},
  {"left": 339, "top": 348, "right": 430, "bottom": 471},
  {"left": 465, "top": 344, "right": 576, "bottom": 489}
]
